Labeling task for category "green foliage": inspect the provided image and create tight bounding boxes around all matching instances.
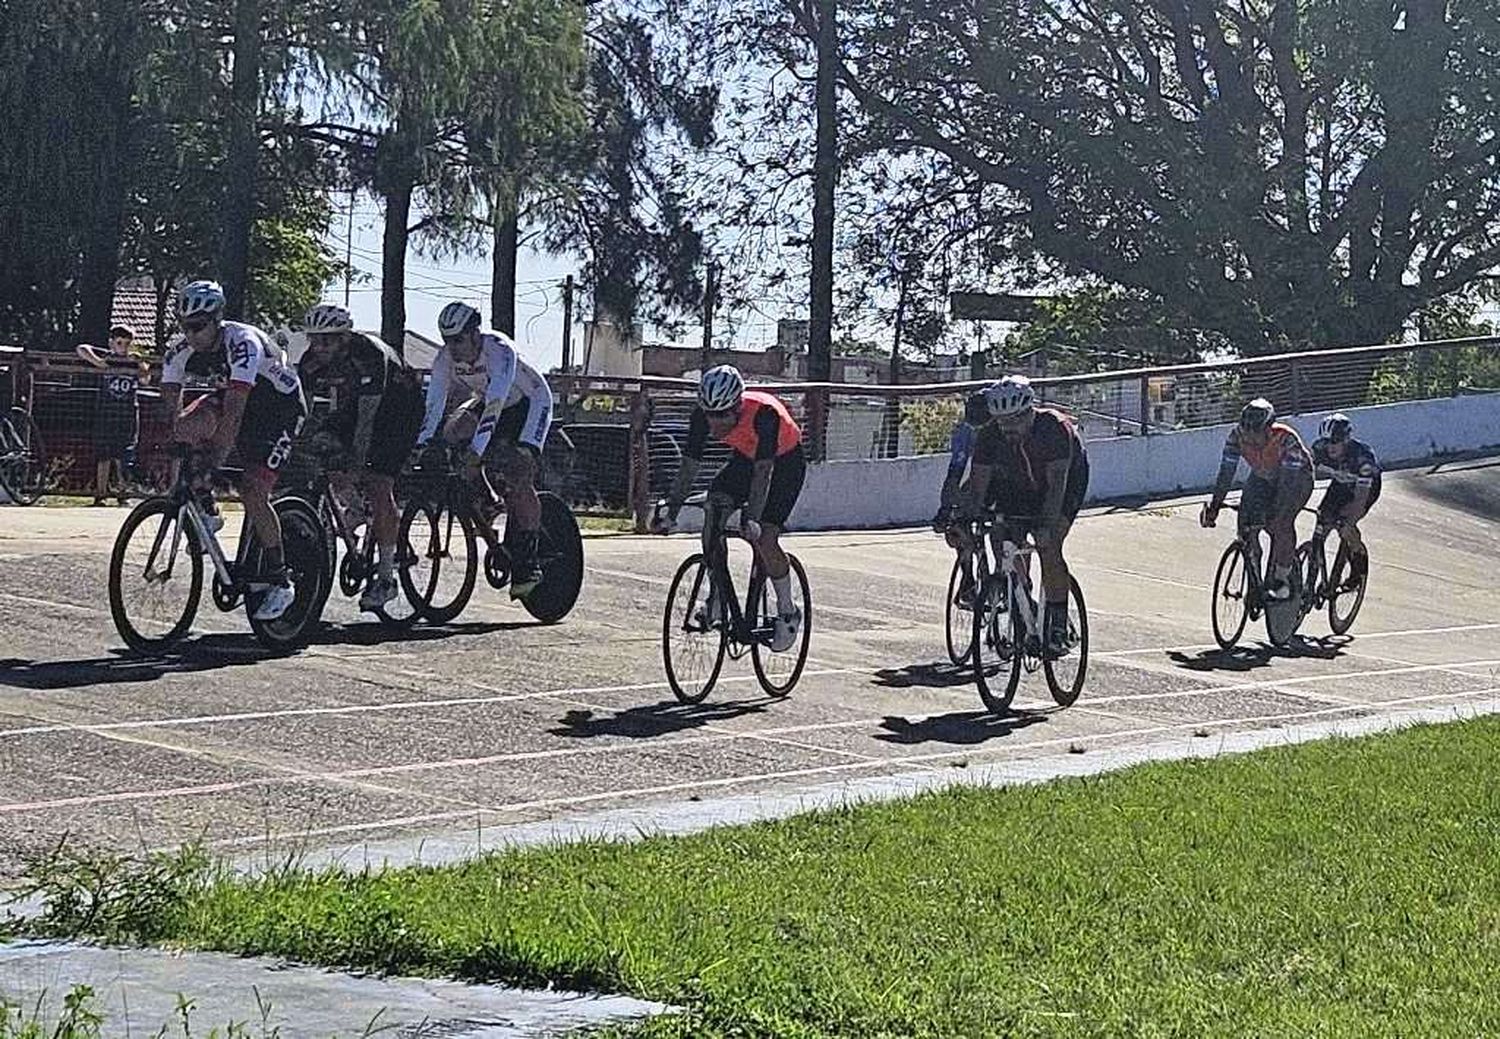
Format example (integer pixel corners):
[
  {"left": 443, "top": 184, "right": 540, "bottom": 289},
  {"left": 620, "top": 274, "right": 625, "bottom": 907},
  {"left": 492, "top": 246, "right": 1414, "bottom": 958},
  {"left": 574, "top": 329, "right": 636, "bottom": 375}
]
[
  {"left": 1003, "top": 287, "right": 1221, "bottom": 374},
  {"left": 898, "top": 397, "right": 961, "bottom": 454},
  {"left": 840, "top": 0, "right": 1500, "bottom": 356}
]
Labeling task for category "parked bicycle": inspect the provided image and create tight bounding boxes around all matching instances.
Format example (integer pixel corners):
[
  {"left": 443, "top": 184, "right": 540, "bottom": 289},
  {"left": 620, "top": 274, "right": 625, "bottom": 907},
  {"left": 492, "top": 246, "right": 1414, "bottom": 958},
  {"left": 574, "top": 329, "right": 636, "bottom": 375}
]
[
  {"left": 657, "top": 493, "right": 813, "bottom": 704},
  {"left": 397, "top": 447, "right": 584, "bottom": 625},
  {"left": 970, "top": 514, "right": 1088, "bottom": 714},
  {"left": 108, "top": 449, "right": 329, "bottom": 653},
  {"left": 1209, "top": 501, "right": 1304, "bottom": 649},
  {"left": 1293, "top": 509, "right": 1369, "bottom": 636},
  {"left": 0, "top": 406, "right": 48, "bottom": 505},
  {"left": 296, "top": 470, "right": 428, "bottom": 628}
]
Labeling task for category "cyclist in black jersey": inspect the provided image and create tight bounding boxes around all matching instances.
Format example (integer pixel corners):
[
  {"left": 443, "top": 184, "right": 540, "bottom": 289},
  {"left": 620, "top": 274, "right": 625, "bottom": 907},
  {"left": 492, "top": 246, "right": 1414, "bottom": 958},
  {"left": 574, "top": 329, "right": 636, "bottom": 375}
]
[
  {"left": 299, "top": 303, "right": 425, "bottom": 612},
  {"left": 1310, "top": 412, "right": 1381, "bottom": 590}
]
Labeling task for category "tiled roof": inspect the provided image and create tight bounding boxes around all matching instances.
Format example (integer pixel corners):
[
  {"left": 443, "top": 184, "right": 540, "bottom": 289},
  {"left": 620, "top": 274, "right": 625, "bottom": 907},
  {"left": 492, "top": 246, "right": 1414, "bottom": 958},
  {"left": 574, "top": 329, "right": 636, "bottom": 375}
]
[{"left": 110, "top": 286, "right": 164, "bottom": 355}]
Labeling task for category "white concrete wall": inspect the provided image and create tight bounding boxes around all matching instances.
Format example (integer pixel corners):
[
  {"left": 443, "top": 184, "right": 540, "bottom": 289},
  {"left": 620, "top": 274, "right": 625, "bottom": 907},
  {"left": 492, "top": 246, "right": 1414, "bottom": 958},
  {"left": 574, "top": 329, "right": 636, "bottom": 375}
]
[{"left": 785, "top": 392, "right": 1500, "bottom": 530}]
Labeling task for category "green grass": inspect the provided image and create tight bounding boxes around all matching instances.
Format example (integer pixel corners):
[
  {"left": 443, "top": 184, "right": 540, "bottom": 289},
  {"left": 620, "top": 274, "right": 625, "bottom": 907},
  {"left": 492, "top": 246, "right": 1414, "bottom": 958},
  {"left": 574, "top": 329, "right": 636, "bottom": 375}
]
[{"left": 20, "top": 719, "right": 1500, "bottom": 1037}]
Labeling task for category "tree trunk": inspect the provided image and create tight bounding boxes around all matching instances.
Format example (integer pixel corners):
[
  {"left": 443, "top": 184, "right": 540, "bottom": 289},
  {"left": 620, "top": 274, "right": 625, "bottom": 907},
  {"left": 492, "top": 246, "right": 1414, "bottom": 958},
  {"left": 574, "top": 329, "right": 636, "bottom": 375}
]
[
  {"left": 882, "top": 273, "right": 906, "bottom": 459},
  {"left": 490, "top": 193, "right": 519, "bottom": 337},
  {"left": 807, "top": 0, "right": 838, "bottom": 460},
  {"left": 78, "top": 118, "right": 128, "bottom": 346},
  {"left": 381, "top": 177, "right": 413, "bottom": 353},
  {"left": 220, "top": 0, "right": 262, "bottom": 320}
]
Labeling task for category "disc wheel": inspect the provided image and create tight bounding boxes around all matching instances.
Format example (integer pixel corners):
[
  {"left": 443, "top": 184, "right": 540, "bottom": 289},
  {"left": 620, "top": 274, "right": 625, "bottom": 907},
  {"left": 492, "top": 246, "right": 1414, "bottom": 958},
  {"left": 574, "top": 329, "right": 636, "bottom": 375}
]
[
  {"left": 241, "top": 496, "right": 328, "bottom": 651},
  {"left": 108, "top": 498, "right": 202, "bottom": 655},
  {"left": 662, "top": 553, "right": 727, "bottom": 704},
  {"left": 522, "top": 492, "right": 584, "bottom": 624}
]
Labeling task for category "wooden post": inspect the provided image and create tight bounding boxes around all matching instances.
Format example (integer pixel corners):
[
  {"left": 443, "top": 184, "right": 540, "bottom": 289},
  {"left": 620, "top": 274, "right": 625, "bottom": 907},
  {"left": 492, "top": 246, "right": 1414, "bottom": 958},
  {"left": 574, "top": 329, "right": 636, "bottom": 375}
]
[{"left": 561, "top": 275, "right": 575, "bottom": 372}]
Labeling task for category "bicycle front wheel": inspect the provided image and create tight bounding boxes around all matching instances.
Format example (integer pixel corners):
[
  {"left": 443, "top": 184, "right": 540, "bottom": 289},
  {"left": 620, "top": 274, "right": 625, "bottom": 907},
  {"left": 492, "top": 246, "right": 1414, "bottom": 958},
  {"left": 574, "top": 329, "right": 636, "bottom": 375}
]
[
  {"left": 751, "top": 554, "right": 812, "bottom": 698},
  {"left": 1326, "top": 531, "right": 1367, "bottom": 635},
  {"left": 945, "top": 555, "right": 976, "bottom": 667},
  {"left": 108, "top": 498, "right": 203, "bottom": 654},
  {"left": 402, "top": 500, "right": 477, "bottom": 624},
  {"left": 1211, "top": 542, "right": 1250, "bottom": 650},
  {"left": 1043, "top": 577, "right": 1089, "bottom": 707},
  {"left": 663, "top": 553, "right": 727, "bottom": 704},
  {"left": 974, "top": 576, "right": 1022, "bottom": 714}
]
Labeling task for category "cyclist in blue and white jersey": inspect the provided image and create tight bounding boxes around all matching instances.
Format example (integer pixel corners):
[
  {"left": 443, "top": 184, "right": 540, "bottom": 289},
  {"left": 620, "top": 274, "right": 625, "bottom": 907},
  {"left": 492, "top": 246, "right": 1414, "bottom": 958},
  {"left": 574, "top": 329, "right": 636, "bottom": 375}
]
[
  {"left": 416, "top": 302, "right": 553, "bottom": 598},
  {"left": 1310, "top": 412, "right": 1381, "bottom": 590}
]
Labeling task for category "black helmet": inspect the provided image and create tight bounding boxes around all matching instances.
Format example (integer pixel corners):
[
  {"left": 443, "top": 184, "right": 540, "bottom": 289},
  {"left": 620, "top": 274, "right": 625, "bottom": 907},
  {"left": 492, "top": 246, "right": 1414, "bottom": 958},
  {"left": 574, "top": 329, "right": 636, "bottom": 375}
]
[{"left": 1238, "top": 398, "right": 1275, "bottom": 433}]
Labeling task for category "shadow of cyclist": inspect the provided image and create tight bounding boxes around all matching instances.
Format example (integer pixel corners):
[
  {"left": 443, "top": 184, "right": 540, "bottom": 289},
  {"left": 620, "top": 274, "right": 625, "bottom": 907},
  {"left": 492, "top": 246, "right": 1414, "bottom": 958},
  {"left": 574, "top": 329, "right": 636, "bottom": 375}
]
[
  {"left": 0, "top": 633, "right": 279, "bottom": 690},
  {"left": 550, "top": 698, "right": 771, "bottom": 740},
  {"left": 874, "top": 708, "right": 1050, "bottom": 746},
  {"left": 871, "top": 662, "right": 976, "bottom": 690},
  {"left": 1170, "top": 637, "right": 1344, "bottom": 674},
  {"left": 310, "top": 619, "right": 531, "bottom": 647}
]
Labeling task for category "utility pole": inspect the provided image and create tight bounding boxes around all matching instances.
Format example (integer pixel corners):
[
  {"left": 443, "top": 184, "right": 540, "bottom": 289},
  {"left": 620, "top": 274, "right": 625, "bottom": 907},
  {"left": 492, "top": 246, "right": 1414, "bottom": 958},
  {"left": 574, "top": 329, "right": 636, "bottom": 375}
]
[
  {"left": 560, "top": 274, "right": 575, "bottom": 372},
  {"left": 701, "top": 262, "right": 717, "bottom": 371},
  {"left": 344, "top": 188, "right": 354, "bottom": 308}
]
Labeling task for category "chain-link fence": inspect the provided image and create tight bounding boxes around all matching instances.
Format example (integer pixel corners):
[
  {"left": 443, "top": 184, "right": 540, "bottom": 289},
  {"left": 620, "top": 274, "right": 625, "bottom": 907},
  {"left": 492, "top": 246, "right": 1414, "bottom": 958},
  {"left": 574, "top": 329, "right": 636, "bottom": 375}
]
[{"left": 12, "top": 336, "right": 1498, "bottom": 515}]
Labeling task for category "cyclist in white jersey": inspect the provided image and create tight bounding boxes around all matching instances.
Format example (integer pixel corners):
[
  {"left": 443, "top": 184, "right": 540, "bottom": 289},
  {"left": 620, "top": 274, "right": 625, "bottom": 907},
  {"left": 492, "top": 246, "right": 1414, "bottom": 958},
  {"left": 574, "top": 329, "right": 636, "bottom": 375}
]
[
  {"left": 417, "top": 301, "right": 553, "bottom": 596},
  {"left": 159, "top": 280, "right": 308, "bottom": 620}
]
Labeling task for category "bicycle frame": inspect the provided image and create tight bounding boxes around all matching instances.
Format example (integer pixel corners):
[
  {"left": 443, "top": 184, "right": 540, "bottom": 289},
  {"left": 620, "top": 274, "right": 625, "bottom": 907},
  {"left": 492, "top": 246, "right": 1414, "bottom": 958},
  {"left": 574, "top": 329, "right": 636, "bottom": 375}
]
[{"left": 665, "top": 497, "right": 776, "bottom": 649}]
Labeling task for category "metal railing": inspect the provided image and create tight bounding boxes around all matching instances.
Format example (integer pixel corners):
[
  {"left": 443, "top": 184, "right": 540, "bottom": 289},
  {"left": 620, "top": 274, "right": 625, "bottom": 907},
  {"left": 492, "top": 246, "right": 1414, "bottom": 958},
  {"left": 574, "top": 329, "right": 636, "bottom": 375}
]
[{"left": 13, "top": 335, "right": 1498, "bottom": 517}]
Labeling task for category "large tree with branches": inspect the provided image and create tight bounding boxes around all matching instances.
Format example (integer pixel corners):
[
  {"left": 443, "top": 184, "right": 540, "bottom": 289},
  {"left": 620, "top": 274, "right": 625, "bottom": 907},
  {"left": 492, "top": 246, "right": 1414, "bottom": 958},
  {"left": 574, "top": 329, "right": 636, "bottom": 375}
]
[{"left": 838, "top": 0, "right": 1500, "bottom": 354}]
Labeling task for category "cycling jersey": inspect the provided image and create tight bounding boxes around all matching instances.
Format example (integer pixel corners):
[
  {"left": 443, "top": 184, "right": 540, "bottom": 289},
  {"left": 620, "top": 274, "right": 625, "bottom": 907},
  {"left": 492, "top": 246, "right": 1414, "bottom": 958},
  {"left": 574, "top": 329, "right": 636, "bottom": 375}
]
[
  {"left": 1312, "top": 436, "right": 1381, "bottom": 492},
  {"left": 303, "top": 333, "right": 423, "bottom": 478},
  {"left": 947, "top": 392, "right": 988, "bottom": 478},
  {"left": 419, "top": 329, "right": 551, "bottom": 455},
  {"left": 161, "top": 321, "right": 302, "bottom": 397},
  {"left": 1220, "top": 422, "right": 1310, "bottom": 480},
  {"left": 686, "top": 391, "right": 803, "bottom": 461}
]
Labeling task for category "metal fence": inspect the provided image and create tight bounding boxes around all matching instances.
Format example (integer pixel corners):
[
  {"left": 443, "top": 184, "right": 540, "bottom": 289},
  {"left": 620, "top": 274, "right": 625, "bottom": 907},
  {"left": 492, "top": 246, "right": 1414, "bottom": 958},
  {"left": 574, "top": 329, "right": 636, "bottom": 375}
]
[{"left": 11, "top": 336, "right": 1498, "bottom": 519}]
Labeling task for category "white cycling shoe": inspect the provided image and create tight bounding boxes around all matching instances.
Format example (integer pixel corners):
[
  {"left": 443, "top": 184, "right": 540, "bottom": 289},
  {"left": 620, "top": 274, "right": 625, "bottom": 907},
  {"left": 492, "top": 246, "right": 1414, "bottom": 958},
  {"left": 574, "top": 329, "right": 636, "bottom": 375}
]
[
  {"left": 771, "top": 607, "right": 802, "bottom": 653},
  {"left": 251, "top": 583, "right": 296, "bottom": 621}
]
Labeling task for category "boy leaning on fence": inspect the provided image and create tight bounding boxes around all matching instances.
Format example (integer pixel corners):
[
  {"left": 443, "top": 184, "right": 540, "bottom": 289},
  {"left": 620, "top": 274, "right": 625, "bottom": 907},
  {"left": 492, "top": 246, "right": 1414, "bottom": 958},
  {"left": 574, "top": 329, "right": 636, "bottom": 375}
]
[{"left": 75, "top": 323, "right": 151, "bottom": 506}]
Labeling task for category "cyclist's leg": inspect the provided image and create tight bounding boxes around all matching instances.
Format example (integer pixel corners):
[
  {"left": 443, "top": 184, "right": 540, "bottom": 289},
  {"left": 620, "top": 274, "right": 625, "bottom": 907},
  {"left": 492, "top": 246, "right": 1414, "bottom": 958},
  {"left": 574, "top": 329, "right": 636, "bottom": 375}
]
[
  {"left": 701, "top": 459, "right": 749, "bottom": 621},
  {"left": 1237, "top": 474, "right": 1272, "bottom": 577},
  {"left": 1265, "top": 469, "right": 1313, "bottom": 596},
  {"left": 756, "top": 448, "right": 805, "bottom": 625},
  {"left": 363, "top": 388, "right": 423, "bottom": 594}
]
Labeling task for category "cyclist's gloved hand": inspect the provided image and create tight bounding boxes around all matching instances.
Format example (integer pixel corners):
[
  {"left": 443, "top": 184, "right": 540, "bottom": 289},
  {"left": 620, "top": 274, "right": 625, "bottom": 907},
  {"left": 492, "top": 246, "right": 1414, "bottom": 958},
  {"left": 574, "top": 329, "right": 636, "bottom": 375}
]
[
  {"left": 931, "top": 506, "right": 953, "bottom": 533},
  {"left": 742, "top": 518, "right": 762, "bottom": 543},
  {"left": 415, "top": 441, "right": 448, "bottom": 471},
  {"left": 1199, "top": 502, "right": 1219, "bottom": 528}
]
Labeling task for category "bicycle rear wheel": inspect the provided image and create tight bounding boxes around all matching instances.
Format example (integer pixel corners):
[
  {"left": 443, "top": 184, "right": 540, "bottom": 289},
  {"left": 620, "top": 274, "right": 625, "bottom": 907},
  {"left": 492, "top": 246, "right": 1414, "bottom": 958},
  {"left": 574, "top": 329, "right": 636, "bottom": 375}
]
[
  {"left": 523, "top": 491, "right": 584, "bottom": 624},
  {"left": 402, "top": 500, "right": 477, "bottom": 624},
  {"left": 663, "top": 553, "right": 727, "bottom": 704},
  {"left": 108, "top": 497, "right": 202, "bottom": 654},
  {"left": 1043, "top": 577, "right": 1089, "bottom": 706},
  {"left": 1, "top": 408, "right": 48, "bottom": 505},
  {"left": 974, "top": 575, "right": 1022, "bottom": 714},
  {"left": 1326, "top": 531, "right": 1367, "bottom": 635},
  {"left": 1211, "top": 542, "right": 1250, "bottom": 650},
  {"left": 945, "top": 555, "right": 976, "bottom": 667},
  {"left": 245, "top": 496, "right": 329, "bottom": 651},
  {"left": 751, "top": 554, "right": 812, "bottom": 697}
]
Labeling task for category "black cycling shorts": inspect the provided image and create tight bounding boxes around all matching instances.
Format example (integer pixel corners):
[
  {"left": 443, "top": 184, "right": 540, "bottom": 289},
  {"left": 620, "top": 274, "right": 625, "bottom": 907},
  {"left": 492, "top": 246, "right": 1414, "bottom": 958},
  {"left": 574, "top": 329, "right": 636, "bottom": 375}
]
[
  {"left": 323, "top": 384, "right": 424, "bottom": 478},
  {"left": 1317, "top": 479, "right": 1381, "bottom": 523},
  {"left": 1239, "top": 470, "right": 1313, "bottom": 530},
  {"left": 184, "top": 383, "right": 306, "bottom": 476},
  {"left": 710, "top": 446, "right": 807, "bottom": 528}
]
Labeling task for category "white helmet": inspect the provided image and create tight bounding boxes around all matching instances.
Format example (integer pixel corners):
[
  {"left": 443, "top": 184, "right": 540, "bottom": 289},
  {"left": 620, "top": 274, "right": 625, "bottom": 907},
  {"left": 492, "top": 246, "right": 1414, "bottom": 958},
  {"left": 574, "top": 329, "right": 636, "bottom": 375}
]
[
  {"left": 984, "top": 375, "right": 1035, "bottom": 419},
  {"left": 303, "top": 303, "right": 353, "bottom": 334},
  {"left": 698, "top": 364, "right": 745, "bottom": 412},
  {"left": 1319, "top": 412, "right": 1352, "bottom": 443},
  {"left": 438, "top": 301, "right": 481, "bottom": 338},
  {"left": 178, "top": 280, "right": 226, "bottom": 319}
]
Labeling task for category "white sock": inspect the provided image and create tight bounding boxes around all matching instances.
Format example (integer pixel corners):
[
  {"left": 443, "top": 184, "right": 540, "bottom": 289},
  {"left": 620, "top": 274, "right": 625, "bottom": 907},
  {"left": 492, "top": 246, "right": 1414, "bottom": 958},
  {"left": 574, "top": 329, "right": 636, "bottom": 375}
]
[{"left": 773, "top": 573, "right": 794, "bottom": 615}]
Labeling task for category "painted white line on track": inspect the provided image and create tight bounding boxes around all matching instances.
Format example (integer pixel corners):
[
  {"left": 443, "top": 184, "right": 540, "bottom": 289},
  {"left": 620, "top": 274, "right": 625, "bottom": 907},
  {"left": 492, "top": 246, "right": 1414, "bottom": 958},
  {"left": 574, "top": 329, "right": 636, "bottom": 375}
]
[{"left": 193, "top": 681, "right": 1500, "bottom": 851}]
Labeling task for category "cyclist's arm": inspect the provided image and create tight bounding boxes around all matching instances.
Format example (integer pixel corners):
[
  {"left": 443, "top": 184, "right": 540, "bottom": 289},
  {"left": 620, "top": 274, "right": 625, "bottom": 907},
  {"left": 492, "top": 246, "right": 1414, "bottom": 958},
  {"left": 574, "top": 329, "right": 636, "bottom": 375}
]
[
  {"left": 960, "top": 425, "right": 997, "bottom": 518},
  {"left": 1041, "top": 459, "right": 1071, "bottom": 526},
  {"left": 666, "top": 410, "right": 708, "bottom": 520},
  {"left": 1209, "top": 432, "right": 1242, "bottom": 509},
  {"left": 210, "top": 382, "right": 253, "bottom": 466},
  {"left": 416, "top": 349, "right": 452, "bottom": 445},
  {"left": 349, "top": 395, "right": 381, "bottom": 470},
  {"left": 75, "top": 343, "right": 110, "bottom": 369},
  {"left": 940, "top": 422, "right": 975, "bottom": 508},
  {"left": 470, "top": 340, "right": 518, "bottom": 458}
]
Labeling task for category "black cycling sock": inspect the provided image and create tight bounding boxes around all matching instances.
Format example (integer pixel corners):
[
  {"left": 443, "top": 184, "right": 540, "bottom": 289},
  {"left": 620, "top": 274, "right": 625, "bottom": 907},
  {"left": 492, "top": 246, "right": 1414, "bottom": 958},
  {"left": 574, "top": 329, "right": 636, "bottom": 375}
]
[{"left": 262, "top": 547, "right": 285, "bottom": 580}]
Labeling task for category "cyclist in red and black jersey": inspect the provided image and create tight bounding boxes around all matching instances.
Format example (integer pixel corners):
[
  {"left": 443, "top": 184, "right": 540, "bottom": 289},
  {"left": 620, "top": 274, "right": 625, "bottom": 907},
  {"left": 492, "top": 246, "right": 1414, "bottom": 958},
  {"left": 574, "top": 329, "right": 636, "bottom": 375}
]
[
  {"left": 957, "top": 375, "right": 1090, "bottom": 656},
  {"left": 655, "top": 364, "right": 806, "bottom": 651}
]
